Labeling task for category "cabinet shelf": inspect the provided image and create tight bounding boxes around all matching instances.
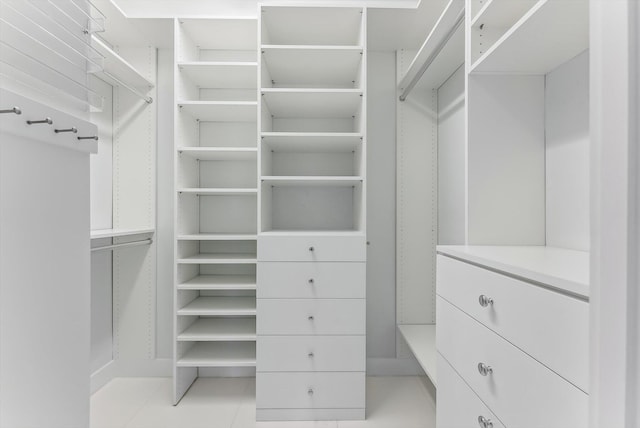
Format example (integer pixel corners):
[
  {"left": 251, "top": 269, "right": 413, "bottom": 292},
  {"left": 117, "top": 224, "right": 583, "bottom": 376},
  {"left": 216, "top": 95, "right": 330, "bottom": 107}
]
[
  {"left": 91, "top": 35, "right": 154, "bottom": 89},
  {"left": 261, "top": 89, "right": 362, "bottom": 118},
  {"left": 178, "top": 62, "right": 257, "bottom": 89},
  {"left": 177, "top": 318, "right": 256, "bottom": 341},
  {"left": 176, "top": 342, "right": 256, "bottom": 367},
  {"left": 470, "top": 0, "right": 537, "bottom": 28},
  {"left": 261, "top": 133, "right": 363, "bottom": 152},
  {"left": 177, "top": 253, "right": 257, "bottom": 264},
  {"left": 178, "top": 275, "right": 257, "bottom": 291},
  {"left": 179, "top": 19, "right": 257, "bottom": 51},
  {"left": 261, "top": 176, "right": 363, "bottom": 187},
  {"left": 177, "top": 188, "right": 257, "bottom": 196},
  {"left": 470, "top": 0, "right": 588, "bottom": 74},
  {"left": 398, "top": 324, "right": 437, "bottom": 387},
  {"left": 177, "top": 234, "right": 257, "bottom": 241},
  {"left": 178, "top": 101, "right": 257, "bottom": 122},
  {"left": 90, "top": 228, "right": 154, "bottom": 240},
  {"left": 177, "top": 147, "right": 257, "bottom": 161},
  {"left": 178, "top": 297, "right": 256, "bottom": 316}
]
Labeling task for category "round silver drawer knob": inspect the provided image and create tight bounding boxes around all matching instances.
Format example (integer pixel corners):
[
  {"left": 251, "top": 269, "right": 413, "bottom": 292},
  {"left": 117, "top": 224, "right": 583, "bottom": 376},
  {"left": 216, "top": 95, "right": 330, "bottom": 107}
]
[
  {"left": 478, "top": 294, "right": 494, "bottom": 307},
  {"left": 308, "top": 315, "right": 314, "bottom": 321},
  {"left": 308, "top": 278, "right": 314, "bottom": 284},
  {"left": 309, "top": 246, "right": 314, "bottom": 252},
  {"left": 478, "top": 362, "right": 493, "bottom": 376},
  {"left": 308, "top": 388, "right": 314, "bottom": 396},
  {"left": 308, "top": 352, "right": 314, "bottom": 358},
  {"left": 478, "top": 416, "right": 493, "bottom": 428}
]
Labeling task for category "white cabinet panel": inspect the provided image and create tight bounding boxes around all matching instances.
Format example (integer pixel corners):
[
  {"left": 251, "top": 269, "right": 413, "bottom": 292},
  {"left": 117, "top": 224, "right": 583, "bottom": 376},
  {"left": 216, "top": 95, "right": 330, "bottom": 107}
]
[{"left": 258, "top": 235, "right": 366, "bottom": 262}]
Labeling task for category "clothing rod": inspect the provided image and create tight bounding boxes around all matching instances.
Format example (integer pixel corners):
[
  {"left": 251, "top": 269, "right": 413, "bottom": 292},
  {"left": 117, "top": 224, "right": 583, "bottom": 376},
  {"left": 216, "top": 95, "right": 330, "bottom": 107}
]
[
  {"left": 399, "top": 7, "right": 465, "bottom": 102},
  {"left": 91, "top": 238, "right": 153, "bottom": 252},
  {"left": 103, "top": 70, "right": 153, "bottom": 104}
]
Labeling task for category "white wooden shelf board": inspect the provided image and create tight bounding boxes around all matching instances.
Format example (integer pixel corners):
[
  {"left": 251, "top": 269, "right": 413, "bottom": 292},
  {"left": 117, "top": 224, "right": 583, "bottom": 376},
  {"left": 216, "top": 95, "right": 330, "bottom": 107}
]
[
  {"left": 436, "top": 245, "right": 590, "bottom": 298},
  {"left": 178, "top": 147, "right": 257, "bottom": 161},
  {"left": 260, "top": 230, "right": 365, "bottom": 237},
  {"left": 262, "top": 46, "right": 362, "bottom": 88},
  {"left": 177, "top": 342, "right": 256, "bottom": 367},
  {"left": 261, "top": 176, "right": 363, "bottom": 187},
  {"left": 470, "top": 0, "right": 538, "bottom": 28},
  {"left": 178, "top": 188, "right": 258, "bottom": 196},
  {"left": 180, "top": 18, "right": 257, "bottom": 51},
  {"left": 177, "top": 318, "right": 256, "bottom": 341},
  {"left": 178, "top": 275, "right": 257, "bottom": 291},
  {"left": 178, "top": 62, "right": 258, "bottom": 89},
  {"left": 177, "top": 253, "right": 257, "bottom": 264},
  {"left": 91, "top": 228, "right": 154, "bottom": 240},
  {"left": 470, "top": 0, "right": 589, "bottom": 74},
  {"left": 178, "top": 234, "right": 257, "bottom": 241},
  {"left": 262, "top": 133, "right": 363, "bottom": 152},
  {"left": 91, "top": 35, "right": 153, "bottom": 89},
  {"left": 261, "top": 89, "right": 362, "bottom": 118},
  {"left": 178, "top": 297, "right": 256, "bottom": 316},
  {"left": 178, "top": 101, "right": 257, "bottom": 122},
  {"left": 397, "top": 324, "right": 437, "bottom": 387}
]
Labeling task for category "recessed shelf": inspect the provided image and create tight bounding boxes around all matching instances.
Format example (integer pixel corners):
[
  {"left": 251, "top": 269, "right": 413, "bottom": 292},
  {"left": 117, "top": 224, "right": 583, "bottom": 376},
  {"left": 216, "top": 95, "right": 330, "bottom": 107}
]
[
  {"left": 178, "top": 275, "right": 257, "bottom": 291},
  {"left": 177, "top": 147, "right": 257, "bottom": 161},
  {"left": 178, "top": 297, "right": 256, "bottom": 316},
  {"left": 261, "top": 46, "right": 362, "bottom": 88},
  {"left": 176, "top": 342, "right": 256, "bottom": 367},
  {"left": 177, "top": 188, "right": 258, "bottom": 196},
  {"left": 179, "top": 18, "right": 257, "bottom": 51},
  {"left": 261, "top": 89, "right": 362, "bottom": 118},
  {"left": 177, "top": 318, "right": 256, "bottom": 341},
  {"left": 261, "top": 133, "right": 363, "bottom": 152},
  {"left": 470, "top": 0, "right": 589, "bottom": 74},
  {"left": 261, "top": 176, "right": 363, "bottom": 187},
  {"left": 398, "top": 324, "right": 437, "bottom": 387},
  {"left": 177, "top": 253, "right": 257, "bottom": 264},
  {"left": 178, "top": 62, "right": 258, "bottom": 89},
  {"left": 90, "top": 228, "right": 154, "bottom": 240},
  {"left": 178, "top": 101, "right": 257, "bottom": 122},
  {"left": 177, "top": 234, "right": 257, "bottom": 241},
  {"left": 91, "top": 35, "right": 153, "bottom": 89}
]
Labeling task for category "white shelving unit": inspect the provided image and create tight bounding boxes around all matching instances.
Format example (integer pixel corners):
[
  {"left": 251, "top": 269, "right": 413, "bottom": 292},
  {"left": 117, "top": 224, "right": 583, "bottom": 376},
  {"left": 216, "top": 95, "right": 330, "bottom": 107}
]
[
  {"left": 173, "top": 17, "right": 258, "bottom": 404},
  {"left": 90, "top": 228, "right": 155, "bottom": 240},
  {"left": 397, "top": 325, "right": 437, "bottom": 387},
  {"left": 91, "top": 35, "right": 154, "bottom": 91}
]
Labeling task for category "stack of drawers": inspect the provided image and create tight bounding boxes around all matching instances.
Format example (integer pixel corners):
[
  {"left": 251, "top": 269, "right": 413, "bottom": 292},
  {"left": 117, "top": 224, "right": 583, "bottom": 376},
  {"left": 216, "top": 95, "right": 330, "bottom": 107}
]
[
  {"left": 256, "top": 235, "right": 367, "bottom": 421},
  {"left": 436, "top": 254, "right": 589, "bottom": 428}
]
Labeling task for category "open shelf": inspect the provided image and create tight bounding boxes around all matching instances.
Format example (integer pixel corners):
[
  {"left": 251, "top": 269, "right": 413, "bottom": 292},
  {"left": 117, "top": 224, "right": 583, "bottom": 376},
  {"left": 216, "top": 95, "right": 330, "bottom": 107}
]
[
  {"left": 178, "top": 101, "right": 257, "bottom": 122},
  {"left": 177, "top": 188, "right": 257, "bottom": 196},
  {"left": 177, "top": 234, "right": 257, "bottom": 241},
  {"left": 178, "top": 147, "right": 257, "bottom": 161},
  {"left": 260, "top": 230, "right": 365, "bottom": 237},
  {"left": 177, "top": 318, "right": 256, "bottom": 341},
  {"left": 178, "top": 297, "right": 256, "bottom": 316},
  {"left": 262, "top": 46, "right": 362, "bottom": 88},
  {"left": 261, "top": 133, "right": 363, "bottom": 152},
  {"left": 90, "top": 228, "right": 154, "bottom": 240},
  {"left": 178, "top": 275, "right": 257, "bottom": 291},
  {"left": 471, "top": 0, "right": 537, "bottom": 28},
  {"left": 91, "top": 35, "right": 153, "bottom": 89},
  {"left": 398, "top": 324, "right": 437, "bottom": 387},
  {"left": 261, "top": 89, "right": 362, "bottom": 118},
  {"left": 179, "top": 19, "right": 257, "bottom": 53},
  {"left": 177, "top": 253, "right": 257, "bottom": 264},
  {"left": 470, "top": 0, "right": 588, "bottom": 74},
  {"left": 176, "top": 342, "right": 256, "bottom": 367},
  {"left": 178, "top": 62, "right": 257, "bottom": 89},
  {"left": 261, "top": 176, "right": 363, "bottom": 187}
]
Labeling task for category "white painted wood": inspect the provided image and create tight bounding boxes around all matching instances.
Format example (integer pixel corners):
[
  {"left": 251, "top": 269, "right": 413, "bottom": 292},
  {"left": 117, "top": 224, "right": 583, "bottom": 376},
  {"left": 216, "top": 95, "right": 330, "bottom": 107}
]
[
  {"left": 177, "top": 188, "right": 257, "bottom": 195},
  {"left": 261, "top": 176, "right": 363, "bottom": 185},
  {"left": 545, "top": 50, "right": 590, "bottom": 251},
  {"left": 176, "top": 342, "right": 256, "bottom": 367},
  {"left": 179, "top": 18, "right": 257, "bottom": 52},
  {"left": 177, "top": 296, "right": 257, "bottom": 316},
  {"left": 262, "top": 89, "right": 362, "bottom": 118},
  {"left": 437, "top": 296, "right": 588, "bottom": 427},
  {"left": 257, "top": 262, "right": 366, "bottom": 299},
  {"left": 178, "top": 62, "right": 257, "bottom": 88},
  {"left": 91, "top": 228, "right": 155, "bottom": 239},
  {"left": 91, "top": 35, "right": 154, "bottom": 89},
  {"left": 437, "top": 253, "right": 589, "bottom": 391},
  {"left": 258, "top": 235, "right": 366, "bottom": 261},
  {"left": 257, "top": 336, "right": 366, "bottom": 372},
  {"left": 177, "top": 275, "right": 257, "bottom": 290},
  {"left": 397, "top": 325, "right": 437, "bottom": 386},
  {"left": 178, "top": 101, "right": 257, "bottom": 121},
  {"left": 199, "top": 122, "right": 257, "bottom": 148},
  {"left": 177, "top": 318, "right": 256, "bottom": 341},
  {"left": 177, "top": 233, "right": 257, "bottom": 241},
  {"left": 177, "top": 253, "right": 257, "bottom": 264},
  {"left": 177, "top": 147, "right": 257, "bottom": 161},
  {"left": 437, "top": 353, "right": 506, "bottom": 428},
  {"left": 256, "top": 372, "right": 365, "bottom": 409},
  {"left": 257, "top": 299, "right": 366, "bottom": 335}
]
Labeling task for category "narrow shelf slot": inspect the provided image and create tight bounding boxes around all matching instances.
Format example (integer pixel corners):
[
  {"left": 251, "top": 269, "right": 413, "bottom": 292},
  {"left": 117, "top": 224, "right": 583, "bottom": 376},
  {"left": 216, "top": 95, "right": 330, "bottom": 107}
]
[
  {"left": 177, "top": 188, "right": 258, "bottom": 196},
  {"left": 177, "top": 234, "right": 257, "bottom": 241},
  {"left": 91, "top": 228, "right": 154, "bottom": 240},
  {"left": 177, "top": 318, "right": 256, "bottom": 341},
  {"left": 261, "top": 176, "right": 363, "bottom": 187},
  {"left": 261, "top": 133, "right": 363, "bottom": 152},
  {"left": 261, "top": 89, "right": 362, "bottom": 118},
  {"left": 178, "top": 147, "right": 257, "bottom": 161},
  {"left": 178, "top": 275, "right": 257, "bottom": 291},
  {"left": 178, "top": 297, "right": 256, "bottom": 316},
  {"left": 92, "top": 35, "right": 153, "bottom": 89},
  {"left": 177, "top": 253, "right": 257, "bottom": 264},
  {"left": 177, "top": 342, "right": 256, "bottom": 367}
]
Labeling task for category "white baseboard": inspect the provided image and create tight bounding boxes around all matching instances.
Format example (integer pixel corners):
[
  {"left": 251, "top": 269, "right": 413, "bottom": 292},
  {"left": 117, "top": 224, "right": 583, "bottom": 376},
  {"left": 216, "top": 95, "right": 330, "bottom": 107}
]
[
  {"left": 90, "top": 358, "right": 173, "bottom": 393},
  {"left": 366, "top": 357, "right": 424, "bottom": 376},
  {"left": 91, "top": 361, "right": 117, "bottom": 394}
]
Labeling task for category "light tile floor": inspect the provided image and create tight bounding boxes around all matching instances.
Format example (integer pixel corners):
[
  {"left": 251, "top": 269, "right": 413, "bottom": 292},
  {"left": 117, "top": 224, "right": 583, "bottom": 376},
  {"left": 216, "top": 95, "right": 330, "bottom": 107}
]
[{"left": 91, "top": 376, "right": 436, "bottom": 428}]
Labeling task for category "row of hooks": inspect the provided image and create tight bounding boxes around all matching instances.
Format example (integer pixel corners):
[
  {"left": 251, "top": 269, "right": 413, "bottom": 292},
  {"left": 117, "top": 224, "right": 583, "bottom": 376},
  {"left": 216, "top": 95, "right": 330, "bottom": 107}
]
[{"left": 0, "top": 105, "right": 98, "bottom": 140}]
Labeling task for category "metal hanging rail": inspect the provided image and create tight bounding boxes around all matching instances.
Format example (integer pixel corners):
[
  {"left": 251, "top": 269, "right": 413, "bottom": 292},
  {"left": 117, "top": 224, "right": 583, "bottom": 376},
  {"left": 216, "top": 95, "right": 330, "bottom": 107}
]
[{"left": 91, "top": 238, "right": 153, "bottom": 252}]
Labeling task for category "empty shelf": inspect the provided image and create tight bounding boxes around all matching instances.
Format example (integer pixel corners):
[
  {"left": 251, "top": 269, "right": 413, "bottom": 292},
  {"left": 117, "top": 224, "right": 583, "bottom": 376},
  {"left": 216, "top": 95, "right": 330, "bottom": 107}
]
[
  {"left": 91, "top": 228, "right": 154, "bottom": 239},
  {"left": 178, "top": 147, "right": 257, "bottom": 161},
  {"left": 178, "top": 297, "right": 256, "bottom": 316},
  {"left": 398, "top": 324, "right": 437, "bottom": 387},
  {"left": 261, "top": 176, "right": 363, "bottom": 187},
  {"left": 177, "top": 188, "right": 258, "bottom": 196},
  {"left": 177, "top": 234, "right": 257, "bottom": 241},
  {"left": 178, "top": 62, "right": 257, "bottom": 88},
  {"left": 178, "top": 101, "right": 257, "bottom": 122},
  {"left": 177, "top": 253, "right": 257, "bottom": 264},
  {"left": 178, "top": 275, "right": 257, "bottom": 291},
  {"left": 261, "top": 89, "right": 362, "bottom": 118},
  {"left": 177, "top": 342, "right": 256, "bottom": 367},
  {"left": 177, "top": 318, "right": 256, "bottom": 341},
  {"left": 92, "top": 35, "right": 153, "bottom": 89},
  {"left": 261, "top": 132, "right": 363, "bottom": 152}
]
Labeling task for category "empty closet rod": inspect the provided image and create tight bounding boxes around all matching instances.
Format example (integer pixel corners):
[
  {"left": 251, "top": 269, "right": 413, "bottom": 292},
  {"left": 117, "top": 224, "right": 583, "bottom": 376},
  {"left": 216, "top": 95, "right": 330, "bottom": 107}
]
[
  {"left": 104, "top": 70, "right": 153, "bottom": 104},
  {"left": 91, "top": 238, "right": 153, "bottom": 252},
  {"left": 399, "top": 8, "right": 465, "bottom": 102}
]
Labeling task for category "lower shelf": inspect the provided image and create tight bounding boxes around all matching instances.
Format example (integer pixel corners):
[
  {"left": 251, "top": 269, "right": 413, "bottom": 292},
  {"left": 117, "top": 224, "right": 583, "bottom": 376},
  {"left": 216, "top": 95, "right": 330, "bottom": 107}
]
[
  {"left": 397, "top": 324, "right": 437, "bottom": 387},
  {"left": 176, "top": 342, "right": 256, "bottom": 368},
  {"left": 177, "top": 318, "right": 257, "bottom": 342},
  {"left": 177, "top": 275, "right": 257, "bottom": 291},
  {"left": 177, "top": 297, "right": 257, "bottom": 316}
]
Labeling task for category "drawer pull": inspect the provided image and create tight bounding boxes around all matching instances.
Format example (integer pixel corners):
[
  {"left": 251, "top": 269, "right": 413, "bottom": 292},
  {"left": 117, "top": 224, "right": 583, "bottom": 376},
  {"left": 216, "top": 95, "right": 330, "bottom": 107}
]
[
  {"left": 478, "top": 295, "right": 494, "bottom": 307},
  {"left": 26, "top": 117, "right": 53, "bottom": 125},
  {"left": 309, "top": 246, "right": 315, "bottom": 252},
  {"left": 0, "top": 106, "right": 21, "bottom": 115},
  {"left": 308, "top": 352, "right": 314, "bottom": 358},
  {"left": 54, "top": 127, "right": 78, "bottom": 134},
  {"left": 478, "top": 416, "right": 493, "bottom": 428},
  {"left": 478, "top": 362, "right": 493, "bottom": 376},
  {"left": 308, "top": 315, "right": 314, "bottom": 321},
  {"left": 308, "top": 388, "right": 314, "bottom": 396},
  {"left": 308, "top": 278, "right": 314, "bottom": 284}
]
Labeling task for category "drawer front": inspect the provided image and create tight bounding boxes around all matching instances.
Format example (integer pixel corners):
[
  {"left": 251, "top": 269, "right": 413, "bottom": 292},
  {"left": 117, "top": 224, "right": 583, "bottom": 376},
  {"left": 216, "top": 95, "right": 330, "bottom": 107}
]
[
  {"left": 258, "top": 235, "right": 366, "bottom": 262},
  {"left": 257, "top": 299, "right": 365, "bottom": 335},
  {"left": 256, "top": 372, "right": 365, "bottom": 409},
  {"left": 437, "top": 353, "right": 505, "bottom": 428},
  {"left": 257, "top": 262, "right": 366, "bottom": 299},
  {"left": 257, "top": 335, "right": 365, "bottom": 372},
  {"left": 436, "top": 254, "right": 589, "bottom": 391},
  {"left": 437, "top": 297, "right": 588, "bottom": 428}
]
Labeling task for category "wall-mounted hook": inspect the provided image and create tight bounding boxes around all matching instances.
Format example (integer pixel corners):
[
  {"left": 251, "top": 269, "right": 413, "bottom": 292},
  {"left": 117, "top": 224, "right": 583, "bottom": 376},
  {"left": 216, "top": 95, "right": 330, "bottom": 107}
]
[
  {"left": 78, "top": 135, "right": 99, "bottom": 141},
  {"left": 26, "top": 117, "right": 53, "bottom": 125},
  {"left": 0, "top": 106, "right": 21, "bottom": 115},
  {"left": 54, "top": 127, "right": 78, "bottom": 134}
]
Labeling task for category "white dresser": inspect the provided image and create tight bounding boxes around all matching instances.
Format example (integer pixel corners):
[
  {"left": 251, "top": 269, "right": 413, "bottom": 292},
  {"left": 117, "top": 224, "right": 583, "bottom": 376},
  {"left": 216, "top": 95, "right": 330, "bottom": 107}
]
[{"left": 436, "top": 246, "right": 589, "bottom": 428}]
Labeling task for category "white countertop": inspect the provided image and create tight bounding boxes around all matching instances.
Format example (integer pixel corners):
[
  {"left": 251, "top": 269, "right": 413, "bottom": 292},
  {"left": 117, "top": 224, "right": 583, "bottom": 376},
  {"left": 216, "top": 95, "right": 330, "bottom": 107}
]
[{"left": 436, "top": 245, "right": 590, "bottom": 299}]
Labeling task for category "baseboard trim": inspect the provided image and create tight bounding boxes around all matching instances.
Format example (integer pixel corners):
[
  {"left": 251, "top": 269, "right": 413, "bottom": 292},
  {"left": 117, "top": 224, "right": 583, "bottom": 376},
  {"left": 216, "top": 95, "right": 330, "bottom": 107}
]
[
  {"left": 366, "top": 357, "right": 424, "bottom": 376},
  {"left": 91, "top": 358, "right": 173, "bottom": 393},
  {"left": 91, "top": 361, "right": 117, "bottom": 394}
]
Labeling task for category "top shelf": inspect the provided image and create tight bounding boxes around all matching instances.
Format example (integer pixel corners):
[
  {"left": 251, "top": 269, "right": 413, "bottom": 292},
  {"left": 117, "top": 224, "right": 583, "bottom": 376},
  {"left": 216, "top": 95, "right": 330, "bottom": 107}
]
[
  {"left": 91, "top": 228, "right": 155, "bottom": 240},
  {"left": 91, "top": 35, "right": 154, "bottom": 89}
]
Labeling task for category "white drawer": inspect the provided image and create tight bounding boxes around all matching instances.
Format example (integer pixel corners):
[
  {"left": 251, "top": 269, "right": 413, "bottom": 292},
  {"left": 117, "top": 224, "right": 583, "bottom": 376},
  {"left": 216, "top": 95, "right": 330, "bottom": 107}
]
[
  {"left": 257, "top": 299, "right": 365, "bottom": 335},
  {"left": 437, "top": 353, "right": 505, "bottom": 428},
  {"left": 257, "top": 336, "right": 365, "bottom": 372},
  {"left": 256, "top": 372, "right": 365, "bottom": 409},
  {"left": 437, "top": 297, "right": 588, "bottom": 428},
  {"left": 258, "top": 235, "right": 366, "bottom": 262},
  {"left": 257, "top": 262, "right": 366, "bottom": 299},
  {"left": 436, "top": 254, "right": 589, "bottom": 391}
]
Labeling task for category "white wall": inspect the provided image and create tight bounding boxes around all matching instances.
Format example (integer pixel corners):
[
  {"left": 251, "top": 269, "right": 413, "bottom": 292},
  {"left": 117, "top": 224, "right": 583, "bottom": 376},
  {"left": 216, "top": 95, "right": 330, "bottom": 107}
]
[{"left": 545, "top": 50, "right": 590, "bottom": 251}]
